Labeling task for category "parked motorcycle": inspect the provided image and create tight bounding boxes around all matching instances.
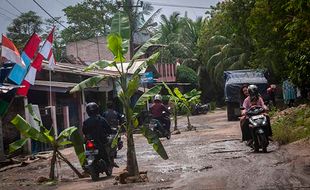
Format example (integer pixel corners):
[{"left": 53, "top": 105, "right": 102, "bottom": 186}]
[
  {"left": 192, "top": 103, "right": 210, "bottom": 115},
  {"left": 246, "top": 106, "right": 269, "bottom": 153},
  {"left": 84, "top": 135, "right": 116, "bottom": 181},
  {"left": 149, "top": 109, "right": 171, "bottom": 139}
]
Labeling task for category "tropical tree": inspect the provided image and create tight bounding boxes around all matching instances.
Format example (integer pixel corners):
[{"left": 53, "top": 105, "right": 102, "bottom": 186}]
[
  {"left": 120, "top": 0, "right": 161, "bottom": 58},
  {"left": 61, "top": 0, "right": 117, "bottom": 42},
  {"left": 6, "top": 11, "right": 43, "bottom": 49},
  {"left": 9, "top": 105, "right": 84, "bottom": 180},
  {"left": 205, "top": 34, "right": 250, "bottom": 86},
  {"left": 164, "top": 84, "right": 200, "bottom": 131},
  {"left": 70, "top": 12, "right": 168, "bottom": 178}
]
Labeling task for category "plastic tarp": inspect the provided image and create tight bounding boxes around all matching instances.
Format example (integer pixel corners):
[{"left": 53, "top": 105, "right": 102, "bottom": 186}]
[{"left": 224, "top": 70, "right": 268, "bottom": 103}]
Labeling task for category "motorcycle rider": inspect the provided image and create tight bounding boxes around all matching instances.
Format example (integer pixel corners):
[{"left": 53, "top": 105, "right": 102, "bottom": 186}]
[
  {"left": 240, "top": 85, "right": 272, "bottom": 145},
  {"left": 82, "top": 102, "right": 118, "bottom": 168},
  {"left": 150, "top": 94, "right": 171, "bottom": 134},
  {"left": 102, "top": 102, "right": 124, "bottom": 151}
]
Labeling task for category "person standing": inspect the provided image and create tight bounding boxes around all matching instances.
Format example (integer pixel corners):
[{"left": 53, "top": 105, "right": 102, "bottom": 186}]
[{"left": 282, "top": 80, "right": 296, "bottom": 107}]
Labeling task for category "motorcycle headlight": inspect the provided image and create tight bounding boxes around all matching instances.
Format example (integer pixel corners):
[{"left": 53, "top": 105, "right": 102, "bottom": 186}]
[
  {"left": 249, "top": 118, "right": 257, "bottom": 127},
  {"left": 262, "top": 117, "right": 267, "bottom": 126}
]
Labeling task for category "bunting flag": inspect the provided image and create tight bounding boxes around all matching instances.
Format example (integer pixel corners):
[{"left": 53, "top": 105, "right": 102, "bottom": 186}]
[
  {"left": 47, "top": 48, "right": 56, "bottom": 70},
  {"left": 17, "top": 28, "right": 55, "bottom": 96},
  {"left": 1, "top": 35, "right": 25, "bottom": 67},
  {"left": 8, "top": 33, "right": 41, "bottom": 85}
]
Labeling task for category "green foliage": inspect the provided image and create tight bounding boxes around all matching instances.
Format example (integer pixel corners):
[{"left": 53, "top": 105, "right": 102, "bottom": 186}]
[
  {"left": 70, "top": 76, "right": 107, "bottom": 93},
  {"left": 272, "top": 105, "right": 310, "bottom": 145},
  {"left": 9, "top": 104, "right": 85, "bottom": 179},
  {"left": 71, "top": 10, "right": 167, "bottom": 175},
  {"left": 176, "top": 65, "right": 198, "bottom": 87},
  {"left": 61, "top": 0, "right": 117, "bottom": 42},
  {"left": 140, "top": 125, "right": 168, "bottom": 160},
  {"left": 6, "top": 11, "right": 43, "bottom": 49}
]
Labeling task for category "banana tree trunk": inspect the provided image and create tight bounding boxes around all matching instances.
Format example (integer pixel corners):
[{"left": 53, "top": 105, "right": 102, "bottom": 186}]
[
  {"left": 173, "top": 108, "right": 178, "bottom": 131},
  {"left": 126, "top": 130, "right": 139, "bottom": 176},
  {"left": 186, "top": 113, "right": 192, "bottom": 130},
  {"left": 56, "top": 150, "right": 83, "bottom": 178},
  {"left": 49, "top": 148, "right": 57, "bottom": 180}
]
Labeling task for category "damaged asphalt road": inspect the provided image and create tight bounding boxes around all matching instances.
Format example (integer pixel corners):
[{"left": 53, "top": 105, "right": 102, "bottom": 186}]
[{"left": 1, "top": 110, "right": 310, "bottom": 190}]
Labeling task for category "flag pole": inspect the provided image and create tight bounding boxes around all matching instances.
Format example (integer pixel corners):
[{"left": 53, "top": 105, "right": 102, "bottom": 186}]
[{"left": 49, "top": 69, "right": 52, "bottom": 106}]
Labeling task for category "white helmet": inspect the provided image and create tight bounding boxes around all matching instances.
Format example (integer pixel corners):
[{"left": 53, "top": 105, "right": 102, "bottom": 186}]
[{"left": 154, "top": 94, "right": 162, "bottom": 101}]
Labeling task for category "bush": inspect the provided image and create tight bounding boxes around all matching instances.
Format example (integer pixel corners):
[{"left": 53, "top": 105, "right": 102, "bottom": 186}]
[
  {"left": 176, "top": 65, "right": 198, "bottom": 88},
  {"left": 272, "top": 105, "right": 310, "bottom": 145}
]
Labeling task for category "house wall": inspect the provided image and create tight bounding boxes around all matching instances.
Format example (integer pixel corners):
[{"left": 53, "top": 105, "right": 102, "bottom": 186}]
[
  {"left": 155, "top": 63, "right": 176, "bottom": 82},
  {"left": 66, "top": 36, "right": 130, "bottom": 64}
]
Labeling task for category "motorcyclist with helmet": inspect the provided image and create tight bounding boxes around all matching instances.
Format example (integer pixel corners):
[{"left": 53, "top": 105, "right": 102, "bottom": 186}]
[
  {"left": 240, "top": 85, "right": 272, "bottom": 145},
  {"left": 82, "top": 102, "right": 118, "bottom": 167},
  {"left": 150, "top": 94, "right": 171, "bottom": 134}
]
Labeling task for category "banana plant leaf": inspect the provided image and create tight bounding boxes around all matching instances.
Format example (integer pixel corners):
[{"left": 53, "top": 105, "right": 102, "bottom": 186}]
[
  {"left": 133, "top": 84, "right": 162, "bottom": 113},
  {"left": 140, "top": 125, "right": 168, "bottom": 160},
  {"left": 107, "top": 33, "right": 126, "bottom": 63},
  {"left": 131, "top": 33, "right": 162, "bottom": 62},
  {"left": 57, "top": 127, "right": 78, "bottom": 143},
  {"left": 70, "top": 75, "right": 107, "bottom": 93},
  {"left": 111, "top": 11, "right": 130, "bottom": 40},
  {"left": 110, "top": 11, "right": 130, "bottom": 54},
  {"left": 9, "top": 138, "right": 29, "bottom": 153},
  {"left": 70, "top": 130, "right": 85, "bottom": 166},
  {"left": 132, "top": 52, "right": 160, "bottom": 76},
  {"left": 11, "top": 114, "right": 50, "bottom": 144},
  {"left": 84, "top": 60, "right": 113, "bottom": 72},
  {"left": 127, "top": 75, "right": 140, "bottom": 99}
]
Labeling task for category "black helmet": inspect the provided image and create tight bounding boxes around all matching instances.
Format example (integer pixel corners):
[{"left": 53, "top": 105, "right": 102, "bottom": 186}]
[
  {"left": 86, "top": 102, "right": 99, "bottom": 116},
  {"left": 248, "top": 85, "right": 259, "bottom": 101}
]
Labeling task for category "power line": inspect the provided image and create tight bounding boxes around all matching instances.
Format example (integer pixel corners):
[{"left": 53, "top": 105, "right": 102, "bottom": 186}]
[
  {"left": 32, "top": 0, "right": 106, "bottom": 46},
  {"left": 32, "top": 0, "right": 67, "bottom": 29},
  {"left": 144, "top": 1, "right": 212, "bottom": 10},
  {"left": 0, "top": 6, "right": 19, "bottom": 17},
  {"left": 0, "top": 12, "right": 13, "bottom": 20},
  {"left": 5, "top": 0, "right": 22, "bottom": 14},
  {"left": 55, "top": 0, "right": 68, "bottom": 8}
]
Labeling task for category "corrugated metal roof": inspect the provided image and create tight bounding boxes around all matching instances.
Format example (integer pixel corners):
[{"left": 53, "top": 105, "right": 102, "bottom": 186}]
[
  {"left": 0, "top": 83, "right": 21, "bottom": 93},
  {"left": 41, "top": 61, "right": 119, "bottom": 77}
]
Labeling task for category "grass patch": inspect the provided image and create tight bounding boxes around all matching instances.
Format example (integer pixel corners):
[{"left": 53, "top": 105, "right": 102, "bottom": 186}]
[{"left": 272, "top": 104, "right": 310, "bottom": 145}]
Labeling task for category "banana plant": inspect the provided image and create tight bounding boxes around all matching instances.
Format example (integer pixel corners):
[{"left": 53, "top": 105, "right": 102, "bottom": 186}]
[
  {"left": 9, "top": 104, "right": 85, "bottom": 180},
  {"left": 164, "top": 83, "right": 201, "bottom": 131},
  {"left": 70, "top": 11, "right": 168, "bottom": 177}
]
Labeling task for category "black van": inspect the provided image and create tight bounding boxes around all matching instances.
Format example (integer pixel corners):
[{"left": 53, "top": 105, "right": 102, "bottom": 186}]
[{"left": 224, "top": 70, "right": 268, "bottom": 121}]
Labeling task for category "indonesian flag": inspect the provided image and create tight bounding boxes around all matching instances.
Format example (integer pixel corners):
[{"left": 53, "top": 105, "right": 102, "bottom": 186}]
[
  {"left": 1, "top": 35, "right": 25, "bottom": 67},
  {"left": 17, "top": 28, "right": 55, "bottom": 96},
  {"left": 7, "top": 33, "right": 41, "bottom": 85},
  {"left": 32, "top": 27, "right": 55, "bottom": 71}
]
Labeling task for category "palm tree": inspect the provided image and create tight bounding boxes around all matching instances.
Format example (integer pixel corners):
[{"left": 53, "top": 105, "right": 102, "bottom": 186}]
[{"left": 205, "top": 35, "right": 249, "bottom": 86}]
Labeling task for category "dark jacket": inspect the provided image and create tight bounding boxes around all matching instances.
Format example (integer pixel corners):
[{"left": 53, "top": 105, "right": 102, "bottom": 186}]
[{"left": 82, "top": 115, "right": 114, "bottom": 146}]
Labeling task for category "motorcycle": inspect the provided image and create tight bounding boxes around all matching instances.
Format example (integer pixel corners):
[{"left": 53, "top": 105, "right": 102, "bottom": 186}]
[
  {"left": 84, "top": 135, "right": 116, "bottom": 181},
  {"left": 246, "top": 106, "right": 269, "bottom": 153},
  {"left": 149, "top": 109, "right": 171, "bottom": 139},
  {"left": 192, "top": 103, "right": 210, "bottom": 115}
]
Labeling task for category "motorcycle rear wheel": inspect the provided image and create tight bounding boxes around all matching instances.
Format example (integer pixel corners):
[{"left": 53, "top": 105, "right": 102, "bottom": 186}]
[
  {"left": 89, "top": 166, "right": 100, "bottom": 181},
  {"left": 105, "top": 166, "right": 113, "bottom": 176}
]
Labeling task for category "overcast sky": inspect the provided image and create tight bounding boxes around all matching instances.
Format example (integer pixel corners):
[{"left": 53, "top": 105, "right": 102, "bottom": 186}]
[{"left": 0, "top": 0, "right": 221, "bottom": 37}]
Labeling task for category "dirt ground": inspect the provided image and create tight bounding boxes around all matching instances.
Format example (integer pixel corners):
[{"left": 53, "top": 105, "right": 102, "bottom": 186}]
[{"left": 1, "top": 110, "right": 310, "bottom": 190}]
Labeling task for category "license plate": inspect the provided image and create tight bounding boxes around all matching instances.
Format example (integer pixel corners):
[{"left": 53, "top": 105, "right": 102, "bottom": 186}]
[
  {"left": 85, "top": 149, "right": 98, "bottom": 156},
  {"left": 252, "top": 115, "right": 264, "bottom": 120}
]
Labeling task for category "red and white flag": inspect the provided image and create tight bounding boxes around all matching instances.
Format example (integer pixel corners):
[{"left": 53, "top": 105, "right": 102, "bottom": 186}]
[
  {"left": 17, "top": 28, "right": 55, "bottom": 96},
  {"left": 1, "top": 35, "right": 25, "bottom": 67},
  {"left": 31, "top": 27, "right": 55, "bottom": 71}
]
